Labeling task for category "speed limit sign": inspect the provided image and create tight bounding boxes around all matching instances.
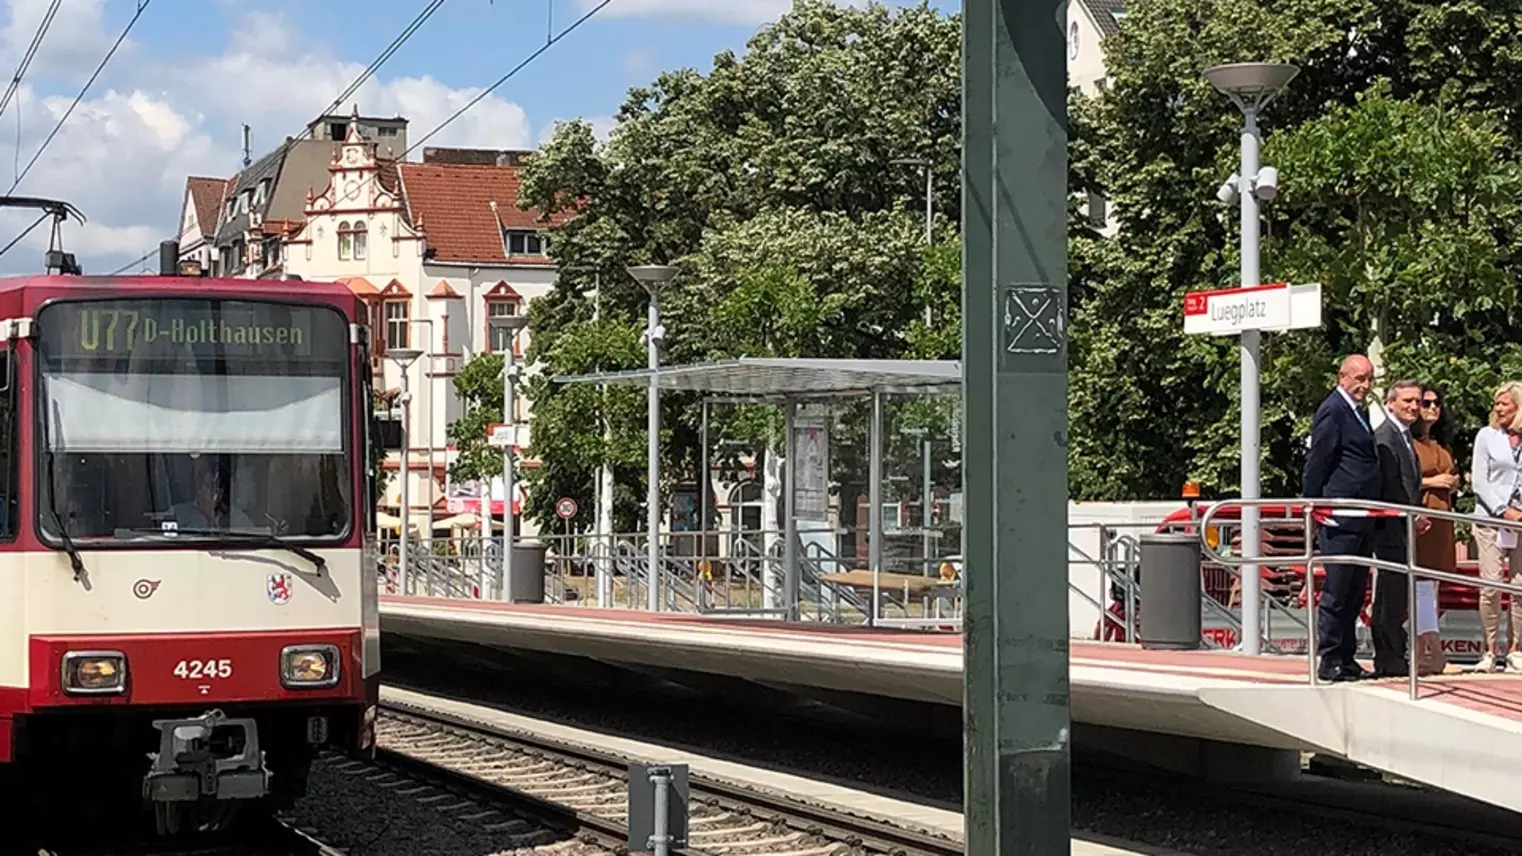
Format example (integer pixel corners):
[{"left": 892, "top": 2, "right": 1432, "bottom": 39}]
[{"left": 555, "top": 497, "right": 578, "bottom": 520}]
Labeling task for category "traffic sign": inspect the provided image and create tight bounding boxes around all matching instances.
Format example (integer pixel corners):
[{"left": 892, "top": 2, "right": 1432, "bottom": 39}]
[
  {"left": 556, "top": 497, "right": 578, "bottom": 520},
  {"left": 487, "top": 423, "right": 524, "bottom": 450},
  {"left": 1182, "top": 282, "right": 1322, "bottom": 336}
]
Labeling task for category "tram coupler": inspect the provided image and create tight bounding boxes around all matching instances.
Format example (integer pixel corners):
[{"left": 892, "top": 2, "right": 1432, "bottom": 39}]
[{"left": 142, "top": 709, "right": 270, "bottom": 802}]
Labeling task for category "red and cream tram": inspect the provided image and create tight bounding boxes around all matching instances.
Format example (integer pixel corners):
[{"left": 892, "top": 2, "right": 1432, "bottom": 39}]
[{"left": 0, "top": 242, "right": 378, "bottom": 833}]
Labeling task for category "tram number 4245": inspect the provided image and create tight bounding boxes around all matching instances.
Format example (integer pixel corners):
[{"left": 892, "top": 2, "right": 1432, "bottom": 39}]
[{"left": 173, "top": 659, "right": 233, "bottom": 680}]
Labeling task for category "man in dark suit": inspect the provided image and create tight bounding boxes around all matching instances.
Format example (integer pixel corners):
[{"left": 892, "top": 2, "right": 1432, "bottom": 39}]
[
  {"left": 1371, "top": 379, "right": 1429, "bottom": 676},
  {"left": 1302, "top": 355, "right": 1381, "bottom": 681}
]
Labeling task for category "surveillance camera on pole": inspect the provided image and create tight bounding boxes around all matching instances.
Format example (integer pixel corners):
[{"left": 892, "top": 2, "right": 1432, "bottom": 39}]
[{"left": 1252, "top": 166, "right": 1279, "bottom": 201}]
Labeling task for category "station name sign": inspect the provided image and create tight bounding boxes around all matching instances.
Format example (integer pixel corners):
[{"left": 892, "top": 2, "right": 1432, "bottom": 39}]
[
  {"left": 41, "top": 299, "right": 332, "bottom": 359},
  {"left": 1182, "top": 282, "right": 1323, "bottom": 337}
]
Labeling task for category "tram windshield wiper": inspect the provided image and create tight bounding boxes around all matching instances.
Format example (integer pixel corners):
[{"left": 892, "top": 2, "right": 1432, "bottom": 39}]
[
  {"left": 39, "top": 399, "right": 86, "bottom": 582},
  {"left": 113, "top": 527, "right": 326, "bottom": 572}
]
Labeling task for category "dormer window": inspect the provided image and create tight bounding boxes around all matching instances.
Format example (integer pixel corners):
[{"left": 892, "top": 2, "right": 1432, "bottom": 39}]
[
  {"left": 254, "top": 180, "right": 269, "bottom": 206},
  {"left": 237, "top": 192, "right": 250, "bottom": 215},
  {"left": 505, "top": 229, "right": 545, "bottom": 257}
]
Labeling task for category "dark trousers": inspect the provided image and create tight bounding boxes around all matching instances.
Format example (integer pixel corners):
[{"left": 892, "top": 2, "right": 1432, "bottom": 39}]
[
  {"left": 1316, "top": 525, "right": 1373, "bottom": 675},
  {"left": 1371, "top": 543, "right": 1410, "bottom": 673}
]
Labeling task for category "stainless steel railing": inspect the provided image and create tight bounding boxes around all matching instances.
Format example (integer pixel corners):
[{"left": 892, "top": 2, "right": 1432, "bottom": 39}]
[{"left": 1199, "top": 497, "right": 1522, "bottom": 701}]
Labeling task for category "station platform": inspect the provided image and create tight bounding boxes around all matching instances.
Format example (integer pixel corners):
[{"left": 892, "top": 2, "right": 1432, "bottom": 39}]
[{"left": 379, "top": 595, "right": 1522, "bottom": 815}]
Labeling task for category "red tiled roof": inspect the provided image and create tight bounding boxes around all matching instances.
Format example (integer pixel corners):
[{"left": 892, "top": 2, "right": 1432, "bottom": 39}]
[
  {"left": 397, "top": 162, "right": 571, "bottom": 264},
  {"left": 260, "top": 218, "right": 304, "bottom": 238},
  {"left": 427, "top": 280, "right": 461, "bottom": 298},
  {"left": 339, "top": 276, "right": 379, "bottom": 297},
  {"left": 185, "top": 176, "right": 227, "bottom": 235}
]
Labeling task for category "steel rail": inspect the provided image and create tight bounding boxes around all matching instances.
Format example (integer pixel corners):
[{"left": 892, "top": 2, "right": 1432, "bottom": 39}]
[{"left": 378, "top": 698, "right": 964, "bottom": 855}]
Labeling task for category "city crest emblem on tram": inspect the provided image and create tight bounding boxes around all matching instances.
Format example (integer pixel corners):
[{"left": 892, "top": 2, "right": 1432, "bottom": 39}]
[{"left": 267, "top": 573, "right": 293, "bottom": 606}]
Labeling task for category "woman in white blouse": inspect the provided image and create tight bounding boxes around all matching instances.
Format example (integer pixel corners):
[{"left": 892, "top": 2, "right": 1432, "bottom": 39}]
[{"left": 1470, "top": 381, "right": 1522, "bottom": 672}]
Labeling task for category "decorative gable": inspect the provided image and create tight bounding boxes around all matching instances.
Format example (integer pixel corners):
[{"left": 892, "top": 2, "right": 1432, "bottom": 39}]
[
  {"left": 484, "top": 280, "right": 521, "bottom": 299},
  {"left": 379, "top": 278, "right": 411, "bottom": 298},
  {"left": 181, "top": 188, "right": 198, "bottom": 235},
  {"left": 426, "top": 280, "right": 462, "bottom": 300}
]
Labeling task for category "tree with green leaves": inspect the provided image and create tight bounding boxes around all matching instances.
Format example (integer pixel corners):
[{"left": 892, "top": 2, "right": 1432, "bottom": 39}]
[
  {"left": 449, "top": 0, "right": 964, "bottom": 531},
  {"left": 1068, "top": 0, "right": 1522, "bottom": 501}
]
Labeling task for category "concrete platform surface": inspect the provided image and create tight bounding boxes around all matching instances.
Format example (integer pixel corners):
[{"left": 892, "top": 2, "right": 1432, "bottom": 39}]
[{"left": 380, "top": 597, "right": 1522, "bottom": 815}]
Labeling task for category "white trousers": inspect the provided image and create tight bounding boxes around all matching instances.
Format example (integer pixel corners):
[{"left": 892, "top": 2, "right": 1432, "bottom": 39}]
[{"left": 1414, "top": 579, "right": 1440, "bottom": 635}]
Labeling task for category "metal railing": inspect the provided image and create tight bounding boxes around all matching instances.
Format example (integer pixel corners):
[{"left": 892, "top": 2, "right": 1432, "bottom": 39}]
[
  {"left": 1199, "top": 496, "right": 1522, "bottom": 701},
  {"left": 376, "top": 519, "right": 1279, "bottom": 643}
]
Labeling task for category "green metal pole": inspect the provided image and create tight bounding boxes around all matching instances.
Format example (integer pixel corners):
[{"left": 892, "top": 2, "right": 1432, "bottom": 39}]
[{"left": 961, "top": 0, "right": 1071, "bottom": 851}]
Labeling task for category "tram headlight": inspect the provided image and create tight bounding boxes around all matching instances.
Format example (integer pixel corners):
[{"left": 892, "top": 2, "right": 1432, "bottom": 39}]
[
  {"left": 281, "top": 645, "right": 340, "bottom": 689},
  {"left": 61, "top": 651, "right": 127, "bottom": 695}
]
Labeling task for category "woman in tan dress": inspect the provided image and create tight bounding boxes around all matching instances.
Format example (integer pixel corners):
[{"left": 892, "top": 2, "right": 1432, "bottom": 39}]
[{"left": 1413, "top": 383, "right": 1459, "bottom": 675}]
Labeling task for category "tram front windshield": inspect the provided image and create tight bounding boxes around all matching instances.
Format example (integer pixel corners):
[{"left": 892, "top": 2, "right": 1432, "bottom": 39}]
[{"left": 34, "top": 298, "right": 352, "bottom": 543}]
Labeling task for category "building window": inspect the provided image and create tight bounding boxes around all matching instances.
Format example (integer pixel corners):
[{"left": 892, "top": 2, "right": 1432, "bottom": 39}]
[
  {"left": 338, "top": 221, "right": 352, "bottom": 261},
  {"left": 505, "top": 230, "right": 545, "bottom": 257},
  {"left": 1086, "top": 191, "right": 1108, "bottom": 229},
  {"left": 384, "top": 300, "right": 410, "bottom": 351},
  {"left": 262, "top": 237, "right": 281, "bottom": 269},
  {"left": 329, "top": 121, "right": 348, "bottom": 141},
  {"left": 486, "top": 299, "right": 521, "bottom": 352},
  {"left": 378, "top": 126, "right": 398, "bottom": 137},
  {"left": 254, "top": 180, "right": 269, "bottom": 207},
  {"left": 353, "top": 222, "right": 368, "bottom": 260}
]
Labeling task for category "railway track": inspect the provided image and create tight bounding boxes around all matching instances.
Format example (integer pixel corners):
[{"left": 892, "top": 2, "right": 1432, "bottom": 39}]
[
  {"left": 376, "top": 699, "right": 964, "bottom": 856},
  {"left": 32, "top": 814, "right": 345, "bottom": 856}
]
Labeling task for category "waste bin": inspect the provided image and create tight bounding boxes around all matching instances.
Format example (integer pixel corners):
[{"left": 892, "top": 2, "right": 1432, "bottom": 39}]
[
  {"left": 506, "top": 540, "right": 548, "bottom": 603},
  {"left": 1138, "top": 531, "right": 1202, "bottom": 650}
]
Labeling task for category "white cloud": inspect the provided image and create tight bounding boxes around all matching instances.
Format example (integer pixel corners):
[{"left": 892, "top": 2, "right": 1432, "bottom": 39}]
[
  {"left": 1, "top": 0, "right": 129, "bottom": 83},
  {"left": 0, "top": 5, "right": 538, "bottom": 275}
]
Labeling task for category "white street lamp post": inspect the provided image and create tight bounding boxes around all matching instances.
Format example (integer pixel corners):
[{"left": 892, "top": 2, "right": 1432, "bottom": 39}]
[
  {"left": 488, "top": 315, "right": 530, "bottom": 600},
  {"left": 386, "top": 347, "right": 423, "bottom": 596},
  {"left": 627, "top": 264, "right": 678, "bottom": 612},
  {"left": 1204, "top": 61, "right": 1299, "bottom": 656}
]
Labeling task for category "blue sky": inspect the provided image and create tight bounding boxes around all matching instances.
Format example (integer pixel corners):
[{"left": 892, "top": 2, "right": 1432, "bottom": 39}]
[{"left": 0, "top": 0, "right": 958, "bottom": 275}]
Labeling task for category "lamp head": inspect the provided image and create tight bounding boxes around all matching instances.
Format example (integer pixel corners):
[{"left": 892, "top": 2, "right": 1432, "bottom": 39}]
[
  {"left": 487, "top": 315, "right": 530, "bottom": 334},
  {"left": 626, "top": 264, "right": 678, "bottom": 294},
  {"left": 386, "top": 348, "right": 423, "bottom": 369},
  {"left": 1202, "top": 62, "right": 1300, "bottom": 112}
]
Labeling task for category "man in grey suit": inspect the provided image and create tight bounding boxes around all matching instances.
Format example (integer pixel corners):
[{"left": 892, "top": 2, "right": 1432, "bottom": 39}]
[{"left": 1371, "top": 379, "right": 1430, "bottom": 676}]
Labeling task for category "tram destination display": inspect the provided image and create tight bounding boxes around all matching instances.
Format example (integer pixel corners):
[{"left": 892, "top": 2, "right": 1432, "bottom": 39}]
[{"left": 38, "top": 299, "right": 344, "bottom": 361}]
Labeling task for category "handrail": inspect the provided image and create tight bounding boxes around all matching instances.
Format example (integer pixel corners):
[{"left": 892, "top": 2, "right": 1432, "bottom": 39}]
[{"left": 1198, "top": 496, "right": 1522, "bottom": 700}]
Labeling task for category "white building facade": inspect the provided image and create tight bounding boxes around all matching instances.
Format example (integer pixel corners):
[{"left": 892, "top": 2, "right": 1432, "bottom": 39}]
[{"left": 281, "top": 124, "right": 562, "bottom": 537}]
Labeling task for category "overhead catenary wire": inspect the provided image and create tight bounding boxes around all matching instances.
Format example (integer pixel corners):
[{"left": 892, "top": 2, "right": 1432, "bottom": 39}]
[
  {"left": 401, "top": 0, "right": 614, "bottom": 159},
  {"left": 265, "top": 0, "right": 450, "bottom": 162},
  {"left": 316, "top": 0, "right": 616, "bottom": 204},
  {"left": 10, "top": 0, "right": 150, "bottom": 194},
  {"left": 112, "top": 0, "right": 451, "bottom": 275},
  {"left": 0, "top": 0, "right": 63, "bottom": 124},
  {"left": 0, "top": 211, "right": 50, "bottom": 260},
  {"left": 108, "top": 248, "right": 155, "bottom": 276},
  {"left": 119, "top": 0, "right": 612, "bottom": 273}
]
